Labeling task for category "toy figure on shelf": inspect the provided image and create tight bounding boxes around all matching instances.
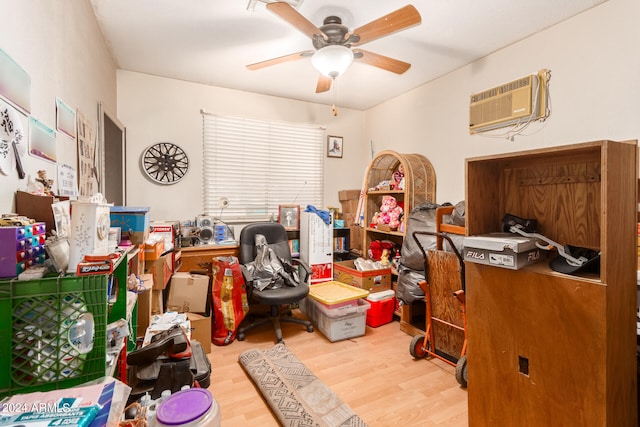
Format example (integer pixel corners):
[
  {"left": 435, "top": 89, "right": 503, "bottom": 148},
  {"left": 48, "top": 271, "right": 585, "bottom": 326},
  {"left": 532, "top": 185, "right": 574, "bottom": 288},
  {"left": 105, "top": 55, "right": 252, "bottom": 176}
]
[
  {"left": 380, "top": 248, "right": 391, "bottom": 266},
  {"left": 392, "top": 164, "right": 405, "bottom": 190},
  {"left": 36, "top": 170, "right": 54, "bottom": 196}
]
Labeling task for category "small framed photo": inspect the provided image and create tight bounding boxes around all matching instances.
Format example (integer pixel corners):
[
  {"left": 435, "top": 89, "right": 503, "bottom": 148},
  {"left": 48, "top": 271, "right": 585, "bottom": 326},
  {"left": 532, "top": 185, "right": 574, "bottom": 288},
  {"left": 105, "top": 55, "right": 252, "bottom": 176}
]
[
  {"left": 327, "top": 135, "right": 343, "bottom": 158},
  {"left": 278, "top": 205, "right": 300, "bottom": 230}
]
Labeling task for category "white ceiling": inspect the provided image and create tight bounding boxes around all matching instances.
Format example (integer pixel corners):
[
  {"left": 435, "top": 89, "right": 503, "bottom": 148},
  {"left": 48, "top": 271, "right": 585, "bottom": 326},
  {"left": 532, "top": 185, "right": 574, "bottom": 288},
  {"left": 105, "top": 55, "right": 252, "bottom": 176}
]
[{"left": 89, "top": 0, "right": 606, "bottom": 111}]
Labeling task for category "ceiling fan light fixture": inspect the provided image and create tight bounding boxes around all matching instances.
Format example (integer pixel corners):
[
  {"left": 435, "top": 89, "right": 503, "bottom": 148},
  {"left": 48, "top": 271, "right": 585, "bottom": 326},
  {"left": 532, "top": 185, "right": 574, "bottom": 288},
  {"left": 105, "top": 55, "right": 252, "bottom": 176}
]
[{"left": 311, "top": 45, "right": 354, "bottom": 78}]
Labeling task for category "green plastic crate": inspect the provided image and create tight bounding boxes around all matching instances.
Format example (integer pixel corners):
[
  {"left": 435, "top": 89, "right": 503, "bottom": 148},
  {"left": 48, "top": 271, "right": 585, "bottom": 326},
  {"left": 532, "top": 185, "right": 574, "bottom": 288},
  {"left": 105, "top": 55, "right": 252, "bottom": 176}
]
[{"left": 0, "top": 275, "right": 107, "bottom": 398}]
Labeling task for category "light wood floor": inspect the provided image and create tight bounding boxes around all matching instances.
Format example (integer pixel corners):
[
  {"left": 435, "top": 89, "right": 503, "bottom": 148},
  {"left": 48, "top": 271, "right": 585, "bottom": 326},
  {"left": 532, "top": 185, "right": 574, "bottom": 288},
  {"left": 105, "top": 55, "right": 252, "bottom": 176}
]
[{"left": 206, "top": 311, "right": 469, "bottom": 426}]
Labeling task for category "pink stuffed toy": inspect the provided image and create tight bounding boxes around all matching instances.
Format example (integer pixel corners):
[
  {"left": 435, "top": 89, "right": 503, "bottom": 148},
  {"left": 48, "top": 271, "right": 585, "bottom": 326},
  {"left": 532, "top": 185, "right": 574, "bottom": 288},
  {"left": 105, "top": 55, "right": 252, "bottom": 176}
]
[
  {"left": 380, "top": 195, "right": 397, "bottom": 213},
  {"left": 388, "top": 209, "right": 402, "bottom": 229},
  {"left": 371, "top": 195, "right": 403, "bottom": 230}
]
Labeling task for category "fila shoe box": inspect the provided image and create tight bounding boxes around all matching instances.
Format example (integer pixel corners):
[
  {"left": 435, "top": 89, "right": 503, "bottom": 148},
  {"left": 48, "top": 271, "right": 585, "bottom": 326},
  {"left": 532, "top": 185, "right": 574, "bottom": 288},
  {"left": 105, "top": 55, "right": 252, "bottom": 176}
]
[{"left": 463, "top": 233, "right": 545, "bottom": 270}]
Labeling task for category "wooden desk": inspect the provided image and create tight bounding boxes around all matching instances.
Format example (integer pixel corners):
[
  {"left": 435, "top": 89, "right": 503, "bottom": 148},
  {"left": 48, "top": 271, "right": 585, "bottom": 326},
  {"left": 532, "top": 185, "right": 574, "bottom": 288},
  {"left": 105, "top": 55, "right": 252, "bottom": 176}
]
[{"left": 178, "top": 244, "right": 239, "bottom": 273}]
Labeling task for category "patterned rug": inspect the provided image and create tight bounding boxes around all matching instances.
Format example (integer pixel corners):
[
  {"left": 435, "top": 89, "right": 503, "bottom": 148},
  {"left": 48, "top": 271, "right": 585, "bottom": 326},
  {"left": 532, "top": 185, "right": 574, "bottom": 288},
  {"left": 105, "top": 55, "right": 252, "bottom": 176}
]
[{"left": 239, "top": 344, "right": 368, "bottom": 427}]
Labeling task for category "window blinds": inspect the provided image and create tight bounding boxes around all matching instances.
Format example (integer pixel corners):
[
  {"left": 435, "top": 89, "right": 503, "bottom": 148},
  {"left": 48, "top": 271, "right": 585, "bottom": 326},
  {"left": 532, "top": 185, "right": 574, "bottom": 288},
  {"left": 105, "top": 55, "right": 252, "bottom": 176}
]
[{"left": 202, "top": 112, "right": 324, "bottom": 222}]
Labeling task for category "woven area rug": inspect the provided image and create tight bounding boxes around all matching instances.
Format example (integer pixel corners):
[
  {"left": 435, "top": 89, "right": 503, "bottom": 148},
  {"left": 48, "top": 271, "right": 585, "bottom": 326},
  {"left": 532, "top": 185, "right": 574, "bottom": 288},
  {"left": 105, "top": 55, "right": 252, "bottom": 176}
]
[{"left": 239, "top": 344, "right": 368, "bottom": 427}]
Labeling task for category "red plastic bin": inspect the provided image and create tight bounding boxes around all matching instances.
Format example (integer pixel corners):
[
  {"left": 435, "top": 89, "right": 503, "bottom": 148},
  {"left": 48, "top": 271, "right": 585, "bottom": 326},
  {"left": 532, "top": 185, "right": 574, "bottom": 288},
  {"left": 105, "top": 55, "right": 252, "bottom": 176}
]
[{"left": 366, "top": 296, "right": 395, "bottom": 327}]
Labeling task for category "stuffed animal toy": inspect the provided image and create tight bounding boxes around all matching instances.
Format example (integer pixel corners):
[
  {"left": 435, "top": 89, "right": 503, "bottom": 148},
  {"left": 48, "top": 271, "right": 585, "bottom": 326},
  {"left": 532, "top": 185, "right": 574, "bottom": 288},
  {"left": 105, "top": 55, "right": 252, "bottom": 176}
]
[
  {"left": 388, "top": 209, "right": 402, "bottom": 229},
  {"left": 370, "top": 195, "right": 404, "bottom": 230},
  {"left": 368, "top": 239, "right": 396, "bottom": 261}
]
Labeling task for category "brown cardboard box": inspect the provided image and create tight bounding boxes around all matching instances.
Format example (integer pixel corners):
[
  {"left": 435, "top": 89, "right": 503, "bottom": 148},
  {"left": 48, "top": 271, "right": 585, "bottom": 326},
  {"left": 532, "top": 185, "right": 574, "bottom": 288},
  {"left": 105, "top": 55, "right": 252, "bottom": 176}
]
[
  {"left": 342, "top": 212, "right": 358, "bottom": 226},
  {"left": 333, "top": 259, "right": 392, "bottom": 293},
  {"left": 349, "top": 225, "right": 363, "bottom": 251},
  {"left": 338, "top": 189, "right": 361, "bottom": 201},
  {"left": 186, "top": 313, "right": 211, "bottom": 354},
  {"left": 136, "top": 274, "right": 154, "bottom": 337},
  {"left": 151, "top": 289, "right": 164, "bottom": 315},
  {"left": 128, "top": 231, "right": 148, "bottom": 246},
  {"left": 145, "top": 254, "right": 172, "bottom": 290},
  {"left": 340, "top": 199, "right": 359, "bottom": 214},
  {"left": 144, "top": 240, "right": 165, "bottom": 261},
  {"left": 15, "top": 191, "right": 70, "bottom": 234},
  {"left": 166, "top": 272, "right": 210, "bottom": 313}
]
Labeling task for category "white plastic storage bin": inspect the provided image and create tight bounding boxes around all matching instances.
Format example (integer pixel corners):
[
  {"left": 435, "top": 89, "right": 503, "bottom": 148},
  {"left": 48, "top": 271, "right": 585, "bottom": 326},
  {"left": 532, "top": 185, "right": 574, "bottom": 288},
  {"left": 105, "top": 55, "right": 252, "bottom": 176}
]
[{"left": 299, "top": 297, "right": 370, "bottom": 342}]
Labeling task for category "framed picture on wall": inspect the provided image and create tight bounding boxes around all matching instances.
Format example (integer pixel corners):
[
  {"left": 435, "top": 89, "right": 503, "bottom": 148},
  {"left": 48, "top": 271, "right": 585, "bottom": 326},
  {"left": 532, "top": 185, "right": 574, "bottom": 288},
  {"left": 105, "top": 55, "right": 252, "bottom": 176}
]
[
  {"left": 278, "top": 205, "right": 300, "bottom": 230},
  {"left": 327, "top": 135, "right": 343, "bottom": 158}
]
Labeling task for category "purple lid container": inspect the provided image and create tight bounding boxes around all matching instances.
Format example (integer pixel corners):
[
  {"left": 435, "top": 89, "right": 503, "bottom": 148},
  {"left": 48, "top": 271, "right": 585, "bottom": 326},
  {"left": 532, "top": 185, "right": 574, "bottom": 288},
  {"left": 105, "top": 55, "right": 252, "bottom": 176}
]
[{"left": 156, "top": 389, "right": 213, "bottom": 425}]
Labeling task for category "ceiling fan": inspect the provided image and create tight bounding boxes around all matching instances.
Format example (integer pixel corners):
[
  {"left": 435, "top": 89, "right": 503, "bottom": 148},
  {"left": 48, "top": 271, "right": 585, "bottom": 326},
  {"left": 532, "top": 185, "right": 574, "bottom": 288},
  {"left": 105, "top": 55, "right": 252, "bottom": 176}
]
[{"left": 247, "top": 2, "right": 422, "bottom": 93}]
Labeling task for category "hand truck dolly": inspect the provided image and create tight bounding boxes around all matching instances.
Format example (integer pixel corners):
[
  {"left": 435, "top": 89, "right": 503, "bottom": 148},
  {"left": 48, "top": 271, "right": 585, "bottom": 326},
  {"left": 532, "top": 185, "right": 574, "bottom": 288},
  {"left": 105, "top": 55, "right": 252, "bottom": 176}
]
[{"left": 408, "top": 230, "right": 468, "bottom": 388}]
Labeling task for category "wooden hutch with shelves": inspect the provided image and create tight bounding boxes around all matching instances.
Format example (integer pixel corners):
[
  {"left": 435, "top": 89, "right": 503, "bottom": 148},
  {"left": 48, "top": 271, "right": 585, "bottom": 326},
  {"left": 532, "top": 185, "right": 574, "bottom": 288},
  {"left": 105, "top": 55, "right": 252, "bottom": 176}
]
[{"left": 465, "top": 140, "right": 637, "bottom": 426}]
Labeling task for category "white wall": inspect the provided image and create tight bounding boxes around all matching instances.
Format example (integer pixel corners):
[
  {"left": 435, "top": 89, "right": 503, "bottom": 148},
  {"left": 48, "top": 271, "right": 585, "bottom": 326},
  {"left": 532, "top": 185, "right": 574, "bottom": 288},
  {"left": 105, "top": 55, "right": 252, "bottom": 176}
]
[
  {"left": 2, "top": 0, "right": 638, "bottom": 226},
  {"left": 117, "top": 71, "right": 366, "bottom": 221},
  {"left": 0, "top": 1, "right": 117, "bottom": 214},
  {"left": 365, "top": 0, "right": 640, "bottom": 205}
]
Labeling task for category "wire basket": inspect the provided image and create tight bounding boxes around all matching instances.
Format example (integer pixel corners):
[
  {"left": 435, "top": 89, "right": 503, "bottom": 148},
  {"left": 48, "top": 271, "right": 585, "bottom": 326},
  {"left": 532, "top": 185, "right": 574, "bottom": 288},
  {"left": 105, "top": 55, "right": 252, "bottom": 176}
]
[{"left": 0, "top": 275, "right": 107, "bottom": 398}]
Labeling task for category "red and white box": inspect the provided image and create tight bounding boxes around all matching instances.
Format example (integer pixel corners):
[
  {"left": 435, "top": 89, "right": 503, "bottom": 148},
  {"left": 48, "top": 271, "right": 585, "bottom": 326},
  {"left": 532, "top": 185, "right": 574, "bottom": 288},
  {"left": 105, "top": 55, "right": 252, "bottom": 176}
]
[
  {"left": 366, "top": 290, "right": 396, "bottom": 327},
  {"left": 299, "top": 211, "right": 333, "bottom": 283}
]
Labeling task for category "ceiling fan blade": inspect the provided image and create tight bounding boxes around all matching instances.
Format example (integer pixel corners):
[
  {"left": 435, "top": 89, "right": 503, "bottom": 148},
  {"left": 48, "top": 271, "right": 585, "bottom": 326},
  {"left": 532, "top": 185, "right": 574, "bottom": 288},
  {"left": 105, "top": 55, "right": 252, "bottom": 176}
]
[
  {"left": 267, "top": 2, "right": 325, "bottom": 40},
  {"left": 246, "top": 50, "right": 313, "bottom": 70},
  {"left": 315, "top": 75, "right": 332, "bottom": 93},
  {"left": 353, "top": 49, "right": 411, "bottom": 74},
  {"left": 351, "top": 5, "right": 421, "bottom": 46}
]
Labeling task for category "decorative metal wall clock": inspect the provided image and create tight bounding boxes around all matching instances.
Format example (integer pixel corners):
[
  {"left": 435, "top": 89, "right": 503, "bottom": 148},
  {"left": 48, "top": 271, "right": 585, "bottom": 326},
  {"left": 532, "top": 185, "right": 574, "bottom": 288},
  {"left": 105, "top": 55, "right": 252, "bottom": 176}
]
[{"left": 141, "top": 142, "right": 189, "bottom": 185}]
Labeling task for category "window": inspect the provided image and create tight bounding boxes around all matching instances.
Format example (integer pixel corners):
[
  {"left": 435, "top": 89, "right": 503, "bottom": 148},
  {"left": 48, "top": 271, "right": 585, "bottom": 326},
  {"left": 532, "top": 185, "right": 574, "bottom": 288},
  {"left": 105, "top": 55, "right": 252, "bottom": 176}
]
[{"left": 202, "top": 112, "right": 324, "bottom": 222}]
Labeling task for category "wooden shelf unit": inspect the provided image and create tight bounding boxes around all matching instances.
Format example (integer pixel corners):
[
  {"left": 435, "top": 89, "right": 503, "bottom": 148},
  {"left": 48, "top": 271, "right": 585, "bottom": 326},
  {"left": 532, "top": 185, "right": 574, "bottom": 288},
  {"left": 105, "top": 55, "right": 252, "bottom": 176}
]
[
  {"left": 362, "top": 150, "right": 436, "bottom": 256},
  {"left": 465, "top": 140, "right": 638, "bottom": 426}
]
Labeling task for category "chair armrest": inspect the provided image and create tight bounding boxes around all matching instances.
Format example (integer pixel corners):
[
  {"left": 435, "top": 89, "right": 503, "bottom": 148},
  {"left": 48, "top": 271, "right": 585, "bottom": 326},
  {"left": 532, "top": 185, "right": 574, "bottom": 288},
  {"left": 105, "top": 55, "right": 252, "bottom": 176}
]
[{"left": 292, "top": 258, "right": 312, "bottom": 283}]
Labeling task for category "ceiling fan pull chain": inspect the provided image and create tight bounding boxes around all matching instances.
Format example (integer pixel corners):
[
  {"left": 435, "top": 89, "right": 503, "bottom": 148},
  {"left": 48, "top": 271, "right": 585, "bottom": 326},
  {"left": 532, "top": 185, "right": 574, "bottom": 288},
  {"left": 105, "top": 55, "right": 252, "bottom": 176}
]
[{"left": 332, "top": 77, "right": 339, "bottom": 116}]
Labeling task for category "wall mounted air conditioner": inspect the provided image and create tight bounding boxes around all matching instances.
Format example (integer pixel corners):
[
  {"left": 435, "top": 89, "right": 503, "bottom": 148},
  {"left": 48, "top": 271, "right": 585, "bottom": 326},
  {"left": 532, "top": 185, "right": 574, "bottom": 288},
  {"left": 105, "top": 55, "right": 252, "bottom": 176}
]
[{"left": 469, "top": 69, "right": 550, "bottom": 134}]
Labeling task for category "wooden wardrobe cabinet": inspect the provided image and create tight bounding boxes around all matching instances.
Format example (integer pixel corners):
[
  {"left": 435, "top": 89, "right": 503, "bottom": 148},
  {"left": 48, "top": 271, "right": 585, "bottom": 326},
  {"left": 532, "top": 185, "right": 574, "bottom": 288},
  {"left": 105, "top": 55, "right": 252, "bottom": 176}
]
[{"left": 465, "top": 140, "right": 638, "bottom": 426}]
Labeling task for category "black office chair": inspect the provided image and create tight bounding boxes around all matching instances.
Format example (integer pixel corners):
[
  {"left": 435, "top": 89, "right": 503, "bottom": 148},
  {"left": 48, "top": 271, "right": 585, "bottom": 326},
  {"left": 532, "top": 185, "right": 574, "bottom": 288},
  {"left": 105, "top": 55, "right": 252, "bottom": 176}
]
[{"left": 237, "top": 222, "right": 314, "bottom": 343}]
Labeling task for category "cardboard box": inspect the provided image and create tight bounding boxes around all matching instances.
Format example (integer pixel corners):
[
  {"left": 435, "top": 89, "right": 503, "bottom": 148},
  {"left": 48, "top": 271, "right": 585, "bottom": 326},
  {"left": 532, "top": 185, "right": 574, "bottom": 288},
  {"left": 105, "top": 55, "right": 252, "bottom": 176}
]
[
  {"left": 166, "top": 272, "right": 210, "bottom": 313},
  {"left": 144, "top": 240, "right": 165, "bottom": 261},
  {"left": 136, "top": 274, "right": 154, "bottom": 337},
  {"left": 145, "top": 254, "right": 172, "bottom": 290},
  {"left": 127, "top": 231, "right": 148, "bottom": 246},
  {"left": 151, "top": 289, "right": 164, "bottom": 315},
  {"left": 333, "top": 259, "right": 392, "bottom": 293},
  {"left": 342, "top": 212, "right": 358, "bottom": 226},
  {"left": 151, "top": 221, "right": 181, "bottom": 251},
  {"left": 340, "top": 199, "right": 359, "bottom": 215},
  {"left": 463, "top": 233, "right": 546, "bottom": 270},
  {"left": 110, "top": 206, "right": 150, "bottom": 245},
  {"left": 186, "top": 312, "right": 211, "bottom": 354},
  {"left": 349, "top": 225, "right": 363, "bottom": 251},
  {"left": 338, "top": 189, "right": 361, "bottom": 201},
  {"left": 15, "top": 191, "right": 69, "bottom": 235}
]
